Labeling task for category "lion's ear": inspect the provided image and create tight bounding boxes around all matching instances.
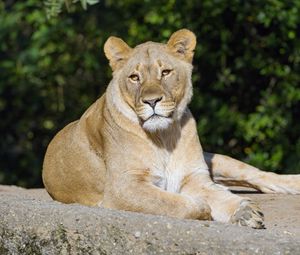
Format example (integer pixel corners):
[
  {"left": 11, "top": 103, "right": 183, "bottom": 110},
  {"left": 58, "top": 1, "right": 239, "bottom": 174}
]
[
  {"left": 104, "top": 36, "right": 132, "bottom": 71},
  {"left": 167, "top": 29, "right": 196, "bottom": 63}
]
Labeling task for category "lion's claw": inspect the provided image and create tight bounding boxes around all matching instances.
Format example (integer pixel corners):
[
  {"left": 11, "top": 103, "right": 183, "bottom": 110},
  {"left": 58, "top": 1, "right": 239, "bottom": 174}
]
[{"left": 230, "top": 200, "right": 265, "bottom": 229}]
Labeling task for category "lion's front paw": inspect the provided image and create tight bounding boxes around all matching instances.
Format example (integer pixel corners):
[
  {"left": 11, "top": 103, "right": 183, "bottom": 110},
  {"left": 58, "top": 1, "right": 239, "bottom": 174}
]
[{"left": 230, "top": 200, "right": 265, "bottom": 229}]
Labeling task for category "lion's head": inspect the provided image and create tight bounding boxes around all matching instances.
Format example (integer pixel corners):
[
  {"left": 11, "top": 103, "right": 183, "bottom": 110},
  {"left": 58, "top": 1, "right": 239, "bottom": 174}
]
[{"left": 104, "top": 29, "right": 196, "bottom": 132}]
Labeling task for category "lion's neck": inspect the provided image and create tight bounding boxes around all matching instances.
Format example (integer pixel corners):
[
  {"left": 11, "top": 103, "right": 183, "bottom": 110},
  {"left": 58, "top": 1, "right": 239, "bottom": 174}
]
[{"left": 145, "top": 123, "right": 182, "bottom": 152}]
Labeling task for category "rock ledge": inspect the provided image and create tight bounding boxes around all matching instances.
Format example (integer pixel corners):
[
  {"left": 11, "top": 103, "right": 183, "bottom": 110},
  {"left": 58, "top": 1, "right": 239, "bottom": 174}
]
[{"left": 0, "top": 185, "right": 299, "bottom": 254}]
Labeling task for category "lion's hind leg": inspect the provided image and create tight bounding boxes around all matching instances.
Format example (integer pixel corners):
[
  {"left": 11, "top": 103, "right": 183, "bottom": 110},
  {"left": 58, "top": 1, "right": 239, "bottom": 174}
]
[{"left": 204, "top": 152, "right": 300, "bottom": 194}]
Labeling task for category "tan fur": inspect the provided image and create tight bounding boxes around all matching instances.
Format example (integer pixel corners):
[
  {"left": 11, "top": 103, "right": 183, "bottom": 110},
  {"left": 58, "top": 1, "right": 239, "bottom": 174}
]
[
  {"left": 43, "top": 29, "right": 300, "bottom": 228},
  {"left": 204, "top": 152, "right": 300, "bottom": 194}
]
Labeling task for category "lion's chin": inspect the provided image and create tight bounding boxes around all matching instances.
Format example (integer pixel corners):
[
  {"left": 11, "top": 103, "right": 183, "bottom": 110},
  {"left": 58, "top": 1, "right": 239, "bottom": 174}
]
[{"left": 142, "top": 115, "right": 173, "bottom": 132}]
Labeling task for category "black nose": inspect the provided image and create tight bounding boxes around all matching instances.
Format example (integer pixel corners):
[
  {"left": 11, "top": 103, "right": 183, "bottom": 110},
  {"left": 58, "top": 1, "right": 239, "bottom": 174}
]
[{"left": 142, "top": 97, "right": 163, "bottom": 108}]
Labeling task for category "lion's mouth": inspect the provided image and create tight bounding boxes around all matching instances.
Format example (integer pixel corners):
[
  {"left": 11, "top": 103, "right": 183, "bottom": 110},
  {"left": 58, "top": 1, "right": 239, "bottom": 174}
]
[{"left": 144, "top": 113, "right": 170, "bottom": 122}]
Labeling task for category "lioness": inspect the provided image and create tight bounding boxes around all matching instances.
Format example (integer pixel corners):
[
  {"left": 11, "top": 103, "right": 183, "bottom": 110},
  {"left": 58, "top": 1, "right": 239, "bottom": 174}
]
[{"left": 43, "top": 29, "right": 300, "bottom": 228}]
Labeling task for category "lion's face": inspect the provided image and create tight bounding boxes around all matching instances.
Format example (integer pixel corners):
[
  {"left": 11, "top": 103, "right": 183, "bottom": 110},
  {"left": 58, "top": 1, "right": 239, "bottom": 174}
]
[
  {"left": 104, "top": 29, "right": 196, "bottom": 132},
  {"left": 119, "top": 43, "right": 193, "bottom": 132}
]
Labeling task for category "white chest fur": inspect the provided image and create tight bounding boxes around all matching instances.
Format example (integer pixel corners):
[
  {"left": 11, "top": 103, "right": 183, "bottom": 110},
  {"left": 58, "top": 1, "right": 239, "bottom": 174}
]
[
  {"left": 152, "top": 168, "right": 183, "bottom": 193},
  {"left": 151, "top": 149, "right": 184, "bottom": 193}
]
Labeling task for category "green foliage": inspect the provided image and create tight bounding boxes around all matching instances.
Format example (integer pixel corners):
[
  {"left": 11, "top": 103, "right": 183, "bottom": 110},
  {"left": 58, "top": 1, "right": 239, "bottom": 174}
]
[
  {"left": 1, "top": 0, "right": 299, "bottom": 187},
  {"left": 44, "top": 0, "right": 99, "bottom": 18},
  {"left": 44, "top": 0, "right": 63, "bottom": 18}
]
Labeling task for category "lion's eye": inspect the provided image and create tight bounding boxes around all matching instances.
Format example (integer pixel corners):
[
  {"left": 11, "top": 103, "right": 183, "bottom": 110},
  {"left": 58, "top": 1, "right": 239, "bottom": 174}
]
[
  {"left": 161, "top": 69, "right": 172, "bottom": 77},
  {"left": 129, "top": 74, "right": 140, "bottom": 82}
]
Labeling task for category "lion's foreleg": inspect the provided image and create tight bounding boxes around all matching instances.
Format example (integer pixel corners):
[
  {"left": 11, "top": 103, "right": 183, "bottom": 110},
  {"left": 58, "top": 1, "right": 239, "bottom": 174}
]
[
  {"left": 181, "top": 173, "right": 264, "bottom": 228},
  {"left": 102, "top": 169, "right": 211, "bottom": 220}
]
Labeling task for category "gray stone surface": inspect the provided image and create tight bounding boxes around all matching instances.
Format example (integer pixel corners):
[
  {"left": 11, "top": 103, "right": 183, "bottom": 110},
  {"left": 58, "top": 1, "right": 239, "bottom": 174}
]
[{"left": 0, "top": 185, "right": 300, "bottom": 254}]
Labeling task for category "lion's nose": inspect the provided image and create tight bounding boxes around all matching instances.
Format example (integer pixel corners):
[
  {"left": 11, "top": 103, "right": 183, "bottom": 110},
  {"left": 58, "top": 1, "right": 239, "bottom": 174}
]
[{"left": 142, "top": 97, "right": 163, "bottom": 109}]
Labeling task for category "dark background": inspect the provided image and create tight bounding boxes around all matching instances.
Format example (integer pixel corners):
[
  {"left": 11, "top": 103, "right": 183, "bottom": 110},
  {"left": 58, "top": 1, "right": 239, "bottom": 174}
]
[{"left": 1, "top": 0, "right": 299, "bottom": 188}]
